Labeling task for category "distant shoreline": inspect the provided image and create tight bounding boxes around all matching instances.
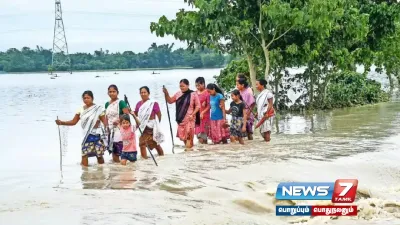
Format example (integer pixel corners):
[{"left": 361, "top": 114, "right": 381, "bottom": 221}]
[{"left": 3, "top": 66, "right": 223, "bottom": 75}]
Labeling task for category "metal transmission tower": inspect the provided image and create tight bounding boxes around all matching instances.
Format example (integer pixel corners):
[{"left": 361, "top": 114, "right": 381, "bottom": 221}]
[{"left": 51, "top": 0, "right": 71, "bottom": 73}]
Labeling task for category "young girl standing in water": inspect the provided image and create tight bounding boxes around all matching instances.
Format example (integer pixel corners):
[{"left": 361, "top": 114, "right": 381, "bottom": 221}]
[
  {"left": 195, "top": 77, "right": 211, "bottom": 144},
  {"left": 207, "top": 83, "right": 230, "bottom": 144},
  {"left": 119, "top": 114, "right": 141, "bottom": 165},
  {"left": 226, "top": 90, "right": 247, "bottom": 145}
]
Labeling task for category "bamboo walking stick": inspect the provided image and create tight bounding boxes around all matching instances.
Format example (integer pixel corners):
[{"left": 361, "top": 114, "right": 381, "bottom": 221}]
[{"left": 163, "top": 85, "right": 175, "bottom": 154}]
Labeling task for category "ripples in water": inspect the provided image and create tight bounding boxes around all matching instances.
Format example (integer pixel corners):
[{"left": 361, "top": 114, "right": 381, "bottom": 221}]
[{"left": 1, "top": 71, "right": 400, "bottom": 224}]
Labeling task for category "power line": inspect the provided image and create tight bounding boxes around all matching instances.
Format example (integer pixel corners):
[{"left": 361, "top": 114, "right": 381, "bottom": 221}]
[
  {"left": 0, "top": 0, "right": 192, "bottom": 17},
  {"left": 0, "top": 27, "right": 150, "bottom": 34},
  {"left": 64, "top": 10, "right": 165, "bottom": 17},
  {"left": 0, "top": 11, "right": 170, "bottom": 17},
  {"left": 0, "top": 6, "right": 196, "bottom": 18},
  {"left": 124, "top": 0, "right": 184, "bottom": 2}
]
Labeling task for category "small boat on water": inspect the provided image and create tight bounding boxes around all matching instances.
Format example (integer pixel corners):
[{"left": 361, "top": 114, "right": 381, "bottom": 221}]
[{"left": 50, "top": 76, "right": 56, "bottom": 79}]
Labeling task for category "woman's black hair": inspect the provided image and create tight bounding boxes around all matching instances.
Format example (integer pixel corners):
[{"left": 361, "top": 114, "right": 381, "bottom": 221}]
[
  {"left": 257, "top": 79, "right": 267, "bottom": 88},
  {"left": 180, "top": 79, "right": 190, "bottom": 86},
  {"left": 237, "top": 78, "right": 249, "bottom": 88},
  {"left": 237, "top": 73, "right": 246, "bottom": 80},
  {"left": 108, "top": 84, "right": 119, "bottom": 94},
  {"left": 231, "top": 89, "right": 243, "bottom": 101},
  {"left": 120, "top": 114, "right": 131, "bottom": 124},
  {"left": 139, "top": 86, "right": 150, "bottom": 94},
  {"left": 206, "top": 83, "right": 224, "bottom": 95},
  {"left": 195, "top": 77, "right": 205, "bottom": 85},
  {"left": 82, "top": 90, "right": 94, "bottom": 99}
]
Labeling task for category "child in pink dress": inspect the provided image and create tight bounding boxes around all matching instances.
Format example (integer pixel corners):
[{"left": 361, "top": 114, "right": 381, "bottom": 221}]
[
  {"left": 195, "top": 77, "right": 211, "bottom": 144},
  {"left": 119, "top": 114, "right": 140, "bottom": 165}
]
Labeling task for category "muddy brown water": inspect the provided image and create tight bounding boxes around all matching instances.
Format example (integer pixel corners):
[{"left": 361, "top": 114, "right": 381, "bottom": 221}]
[{"left": 0, "top": 69, "right": 399, "bottom": 225}]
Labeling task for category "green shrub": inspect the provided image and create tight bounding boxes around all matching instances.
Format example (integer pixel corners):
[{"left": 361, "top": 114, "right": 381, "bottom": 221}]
[
  {"left": 215, "top": 58, "right": 249, "bottom": 92},
  {"left": 323, "top": 71, "right": 389, "bottom": 109}
]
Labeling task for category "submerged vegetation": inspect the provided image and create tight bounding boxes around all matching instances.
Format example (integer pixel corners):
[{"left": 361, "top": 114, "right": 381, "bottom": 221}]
[
  {"left": 150, "top": 0, "right": 399, "bottom": 110},
  {"left": 0, "top": 43, "right": 231, "bottom": 73}
]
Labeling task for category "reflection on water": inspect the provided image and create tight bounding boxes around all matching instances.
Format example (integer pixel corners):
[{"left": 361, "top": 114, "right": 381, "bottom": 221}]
[
  {"left": 0, "top": 70, "right": 400, "bottom": 225},
  {"left": 80, "top": 165, "right": 140, "bottom": 190},
  {"left": 80, "top": 167, "right": 107, "bottom": 190}
]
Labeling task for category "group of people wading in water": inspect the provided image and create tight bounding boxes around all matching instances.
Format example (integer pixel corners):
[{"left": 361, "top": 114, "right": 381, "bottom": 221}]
[{"left": 55, "top": 74, "right": 275, "bottom": 167}]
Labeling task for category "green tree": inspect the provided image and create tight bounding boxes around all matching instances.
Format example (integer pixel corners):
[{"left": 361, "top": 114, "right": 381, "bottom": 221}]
[
  {"left": 150, "top": 0, "right": 261, "bottom": 89},
  {"left": 204, "top": 0, "right": 396, "bottom": 110},
  {"left": 151, "top": 0, "right": 348, "bottom": 89}
]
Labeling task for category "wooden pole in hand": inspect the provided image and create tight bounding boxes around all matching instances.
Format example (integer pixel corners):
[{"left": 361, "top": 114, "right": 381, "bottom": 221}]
[
  {"left": 57, "top": 116, "right": 62, "bottom": 172},
  {"left": 163, "top": 85, "right": 175, "bottom": 154}
]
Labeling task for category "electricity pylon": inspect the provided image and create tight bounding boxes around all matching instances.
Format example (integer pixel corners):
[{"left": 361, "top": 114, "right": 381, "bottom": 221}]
[{"left": 51, "top": 0, "right": 71, "bottom": 73}]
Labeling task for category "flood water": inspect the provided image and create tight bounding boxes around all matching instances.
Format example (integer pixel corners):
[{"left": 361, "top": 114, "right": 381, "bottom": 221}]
[{"left": 0, "top": 69, "right": 399, "bottom": 225}]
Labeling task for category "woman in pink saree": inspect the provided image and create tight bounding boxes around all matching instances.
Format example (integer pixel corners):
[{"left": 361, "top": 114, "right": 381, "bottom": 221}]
[{"left": 163, "top": 79, "right": 201, "bottom": 151}]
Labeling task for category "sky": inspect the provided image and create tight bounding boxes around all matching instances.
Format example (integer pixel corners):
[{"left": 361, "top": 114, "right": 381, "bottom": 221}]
[{"left": 0, "top": 0, "right": 192, "bottom": 53}]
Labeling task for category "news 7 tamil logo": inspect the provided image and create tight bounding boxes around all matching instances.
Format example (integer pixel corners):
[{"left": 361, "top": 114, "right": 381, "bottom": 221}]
[{"left": 275, "top": 179, "right": 358, "bottom": 203}]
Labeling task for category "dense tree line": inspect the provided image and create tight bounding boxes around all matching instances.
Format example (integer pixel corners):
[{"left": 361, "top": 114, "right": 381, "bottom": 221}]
[
  {"left": 151, "top": 0, "right": 399, "bottom": 110},
  {"left": 0, "top": 43, "right": 230, "bottom": 72}
]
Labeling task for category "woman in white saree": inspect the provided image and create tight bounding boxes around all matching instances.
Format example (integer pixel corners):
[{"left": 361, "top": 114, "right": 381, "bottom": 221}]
[
  {"left": 55, "top": 91, "right": 108, "bottom": 167},
  {"left": 134, "top": 86, "right": 165, "bottom": 159},
  {"left": 104, "top": 84, "right": 130, "bottom": 163},
  {"left": 255, "top": 79, "right": 275, "bottom": 142}
]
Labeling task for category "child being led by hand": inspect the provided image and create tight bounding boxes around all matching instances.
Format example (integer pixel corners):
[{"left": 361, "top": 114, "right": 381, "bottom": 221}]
[
  {"left": 119, "top": 113, "right": 140, "bottom": 165},
  {"left": 225, "top": 90, "right": 247, "bottom": 145}
]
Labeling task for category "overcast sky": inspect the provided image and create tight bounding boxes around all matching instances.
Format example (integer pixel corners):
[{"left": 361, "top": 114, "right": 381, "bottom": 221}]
[{"left": 0, "top": 0, "right": 192, "bottom": 53}]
